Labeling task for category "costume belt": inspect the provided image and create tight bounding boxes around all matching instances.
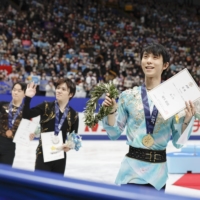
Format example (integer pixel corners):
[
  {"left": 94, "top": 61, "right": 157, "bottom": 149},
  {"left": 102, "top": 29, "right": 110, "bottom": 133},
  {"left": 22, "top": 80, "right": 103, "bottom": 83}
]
[{"left": 126, "top": 146, "right": 166, "bottom": 163}]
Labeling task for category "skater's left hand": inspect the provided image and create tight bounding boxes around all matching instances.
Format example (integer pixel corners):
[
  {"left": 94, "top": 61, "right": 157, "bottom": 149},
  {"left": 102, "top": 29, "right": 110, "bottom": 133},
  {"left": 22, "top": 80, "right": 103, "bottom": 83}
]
[
  {"left": 29, "top": 133, "right": 35, "bottom": 141},
  {"left": 62, "top": 144, "right": 71, "bottom": 152},
  {"left": 184, "top": 100, "right": 195, "bottom": 124}
]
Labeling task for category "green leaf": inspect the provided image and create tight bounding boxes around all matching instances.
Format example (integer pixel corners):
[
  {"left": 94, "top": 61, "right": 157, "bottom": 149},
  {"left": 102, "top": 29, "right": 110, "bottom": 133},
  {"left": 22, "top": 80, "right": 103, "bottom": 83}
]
[{"left": 84, "top": 83, "right": 118, "bottom": 128}]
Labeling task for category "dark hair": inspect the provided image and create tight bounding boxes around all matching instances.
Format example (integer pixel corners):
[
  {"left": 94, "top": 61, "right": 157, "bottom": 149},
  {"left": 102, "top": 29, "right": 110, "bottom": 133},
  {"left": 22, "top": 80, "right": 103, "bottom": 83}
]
[
  {"left": 140, "top": 43, "right": 170, "bottom": 64},
  {"left": 12, "top": 82, "right": 27, "bottom": 93},
  {"left": 55, "top": 78, "right": 76, "bottom": 100}
]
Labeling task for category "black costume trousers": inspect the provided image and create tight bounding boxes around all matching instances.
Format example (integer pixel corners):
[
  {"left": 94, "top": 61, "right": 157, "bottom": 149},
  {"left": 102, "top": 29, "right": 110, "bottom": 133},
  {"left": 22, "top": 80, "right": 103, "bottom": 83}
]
[
  {"left": 0, "top": 135, "right": 16, "bottom": 166},
  {"left": 35, "top": 152, "right": 67, "bottom": 175}
]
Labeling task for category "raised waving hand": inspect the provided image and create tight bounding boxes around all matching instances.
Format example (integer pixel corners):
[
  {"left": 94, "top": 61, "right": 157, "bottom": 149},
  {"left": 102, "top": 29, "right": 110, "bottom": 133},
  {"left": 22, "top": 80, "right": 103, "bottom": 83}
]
[{"left": 26, "top": 82, "right": 37, "bottom": 98}]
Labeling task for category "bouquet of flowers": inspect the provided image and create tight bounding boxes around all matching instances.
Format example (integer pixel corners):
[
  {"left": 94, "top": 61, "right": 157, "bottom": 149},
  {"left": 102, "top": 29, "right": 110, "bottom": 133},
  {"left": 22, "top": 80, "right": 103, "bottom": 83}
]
[{"left": 55, "top": 131, "right": 82, "bottom": 152}]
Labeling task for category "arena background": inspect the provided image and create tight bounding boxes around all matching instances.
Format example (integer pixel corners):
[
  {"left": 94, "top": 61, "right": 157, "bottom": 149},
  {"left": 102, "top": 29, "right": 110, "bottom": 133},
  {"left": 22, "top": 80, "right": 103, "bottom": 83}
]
[{"left": 0, "top": 0, "right": 200, "bottom": 199}]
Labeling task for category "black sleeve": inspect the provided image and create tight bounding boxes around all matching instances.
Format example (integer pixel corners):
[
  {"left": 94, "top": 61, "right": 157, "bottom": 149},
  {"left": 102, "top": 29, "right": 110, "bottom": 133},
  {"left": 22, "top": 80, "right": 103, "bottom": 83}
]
[
  {"left": 22, "top": 96, "right": 45, "bottom": 119},
  {"left": 71, "top": 112, "right": 79, "bottom": 134}
]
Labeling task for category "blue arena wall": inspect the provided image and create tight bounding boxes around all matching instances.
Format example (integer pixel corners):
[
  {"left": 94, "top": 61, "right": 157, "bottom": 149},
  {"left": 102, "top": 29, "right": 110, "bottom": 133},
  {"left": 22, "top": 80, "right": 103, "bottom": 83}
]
[
  {"left": 1, "top": 95, "right": 199, "bottom": 140},
  {"left": 0, "top": 164, "right": 199, "bottom": 200},
  {"left": 0, "top": 94, "right": 101, "bottom": 112}
]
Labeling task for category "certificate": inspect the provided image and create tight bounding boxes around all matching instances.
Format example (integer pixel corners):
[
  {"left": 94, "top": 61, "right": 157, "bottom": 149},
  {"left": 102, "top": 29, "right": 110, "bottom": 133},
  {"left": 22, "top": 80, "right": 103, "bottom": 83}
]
[
  {"left": 13, "top": 119, "right": 38, "bottom": 146},
  {"left": 148, "top": 68, "right": 200, "bottom": 120},
  {"left": 41, "top": 131, "right": 64, "bottom": 162}
]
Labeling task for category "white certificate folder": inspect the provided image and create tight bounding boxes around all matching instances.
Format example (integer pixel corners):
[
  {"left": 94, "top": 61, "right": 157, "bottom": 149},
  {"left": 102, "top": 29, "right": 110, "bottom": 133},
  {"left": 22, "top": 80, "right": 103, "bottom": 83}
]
[{"left": 148, "top": 68, "right": 200, "bottom": 120}]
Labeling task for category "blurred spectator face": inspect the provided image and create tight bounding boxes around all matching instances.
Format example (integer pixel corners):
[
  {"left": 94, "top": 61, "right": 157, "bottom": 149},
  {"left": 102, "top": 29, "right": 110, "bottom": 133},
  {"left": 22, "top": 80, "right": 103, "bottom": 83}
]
[{"left": 53, "top": 76, "right": 58, "bottom": 81}]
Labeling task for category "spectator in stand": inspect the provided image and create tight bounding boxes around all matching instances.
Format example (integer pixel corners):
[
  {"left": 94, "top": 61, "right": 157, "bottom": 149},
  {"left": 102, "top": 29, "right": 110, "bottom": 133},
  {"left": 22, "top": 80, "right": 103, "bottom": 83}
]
[
  {"left": 0, "top": 0, "right": 199, "bottom": 95},
  {"left": 45, "top": 80, "right": 56, "bottom": 97}
]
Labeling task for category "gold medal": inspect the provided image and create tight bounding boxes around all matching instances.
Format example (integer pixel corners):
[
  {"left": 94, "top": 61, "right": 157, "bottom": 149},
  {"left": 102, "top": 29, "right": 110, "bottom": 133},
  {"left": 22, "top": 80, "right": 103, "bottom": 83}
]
[
  {"left": 6, "top": 130, "right": 13, "bottom": 138},
  {"left": 142, "top": 134, "right": 154, "bottom": 147}
]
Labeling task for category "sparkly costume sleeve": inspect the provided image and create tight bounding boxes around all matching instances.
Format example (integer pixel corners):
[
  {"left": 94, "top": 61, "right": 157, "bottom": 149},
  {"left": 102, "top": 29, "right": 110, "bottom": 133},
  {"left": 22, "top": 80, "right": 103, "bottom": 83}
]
[
  {"left": 102, "top": 92, "right": 128, "bottom": 140},
  {"left": 22, "top": 96, "right": 45, "bottom": 119},
  {"left": 171, "top": 115, "right": 195, "bottom": 148}
]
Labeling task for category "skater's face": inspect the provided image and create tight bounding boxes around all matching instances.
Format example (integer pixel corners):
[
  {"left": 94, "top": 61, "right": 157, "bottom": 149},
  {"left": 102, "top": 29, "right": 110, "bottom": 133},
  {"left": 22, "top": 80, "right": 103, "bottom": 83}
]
[
  {"left": 55, "top": 83, "right": 72, "bottom": 102},
  {"left": 141, "top": 52, "right": 169, "bottom": 78},
  {"left": 12, "top": 84, "right": 25, "bottom": 102}
]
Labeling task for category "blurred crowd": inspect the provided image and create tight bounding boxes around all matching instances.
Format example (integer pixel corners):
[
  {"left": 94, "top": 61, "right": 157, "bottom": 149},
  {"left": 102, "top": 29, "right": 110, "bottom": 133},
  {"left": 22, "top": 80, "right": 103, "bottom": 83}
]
[{"left": 0, "top": 0, "right": 199, "bottom": 97}]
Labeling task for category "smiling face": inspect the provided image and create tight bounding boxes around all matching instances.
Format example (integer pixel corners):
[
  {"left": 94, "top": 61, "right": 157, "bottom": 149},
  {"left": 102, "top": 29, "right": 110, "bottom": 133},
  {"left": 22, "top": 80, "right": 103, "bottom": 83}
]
[
  {"left": 140, "top": 44, "right": 169, "bottom": 79},
  {"left": 141, "top": 52, "right": 167, "bottom": 78},
  {"left": 55, "top": 83, "right": 73, "bottom": 103}
]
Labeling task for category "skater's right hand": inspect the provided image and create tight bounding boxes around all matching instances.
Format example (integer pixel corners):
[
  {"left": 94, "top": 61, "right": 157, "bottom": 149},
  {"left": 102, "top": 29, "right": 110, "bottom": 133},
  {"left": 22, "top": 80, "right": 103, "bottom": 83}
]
[{"left": 102, "top": 93, "right": 117, "bottom": 113}]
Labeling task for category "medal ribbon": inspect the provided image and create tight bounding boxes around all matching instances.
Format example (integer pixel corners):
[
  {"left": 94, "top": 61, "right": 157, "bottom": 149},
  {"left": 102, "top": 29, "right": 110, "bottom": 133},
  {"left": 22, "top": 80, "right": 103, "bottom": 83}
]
[
  {"left": 55, "top": 101, "right": 69, "bottom": 136},
  {"left": 141, "top": 84, "right": 158, "bottom": 134},
  {"left": 8, "top": 101, "right": 24, "bottom": 129}
]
